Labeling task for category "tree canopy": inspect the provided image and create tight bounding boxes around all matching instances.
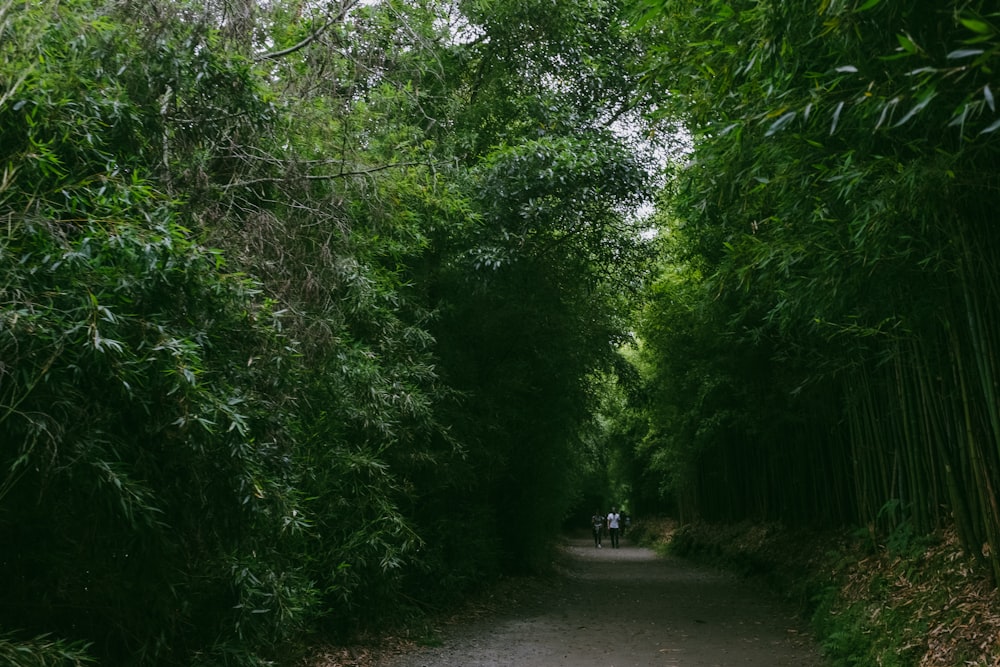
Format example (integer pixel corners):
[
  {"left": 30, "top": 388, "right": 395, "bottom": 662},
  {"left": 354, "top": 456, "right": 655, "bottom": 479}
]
[
  {"left": 633, "top": 0, "right": 1000, "bottom": 583},
  {"left": 1, "top": 0, "right": 656, "bottom": 663}
]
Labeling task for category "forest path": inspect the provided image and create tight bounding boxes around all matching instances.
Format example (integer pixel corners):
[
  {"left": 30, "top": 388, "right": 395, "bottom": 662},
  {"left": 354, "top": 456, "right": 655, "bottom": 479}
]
[{"left": 375, "top": 534, "right": 827, "bottom": 667}]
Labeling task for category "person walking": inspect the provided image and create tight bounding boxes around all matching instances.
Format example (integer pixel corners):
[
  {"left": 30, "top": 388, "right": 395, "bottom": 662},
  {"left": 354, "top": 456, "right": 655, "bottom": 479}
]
[
  {"left": 591, "top": 510, "right": 604, "bottom": 548},
  {"left": 607, "top": 507, "right": 621, "bottom": 548}
]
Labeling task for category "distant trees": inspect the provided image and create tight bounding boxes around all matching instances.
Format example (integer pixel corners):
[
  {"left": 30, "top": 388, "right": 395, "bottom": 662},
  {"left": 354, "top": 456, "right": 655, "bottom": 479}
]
[
  {"left": 0, "top": 0, "right": 656, "bottom": 663},
  {"left": 634, "top": 0, "right": 1000, "bottom": 582}
]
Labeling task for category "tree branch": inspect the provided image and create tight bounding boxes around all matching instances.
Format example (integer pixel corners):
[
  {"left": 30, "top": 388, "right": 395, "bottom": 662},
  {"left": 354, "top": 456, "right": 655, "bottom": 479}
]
[
  {"left": 221, "top": 161, "right": 443, "bottom": 190},
  {"left": 254, "top": 0, "right": 360, "bottom": 62}
]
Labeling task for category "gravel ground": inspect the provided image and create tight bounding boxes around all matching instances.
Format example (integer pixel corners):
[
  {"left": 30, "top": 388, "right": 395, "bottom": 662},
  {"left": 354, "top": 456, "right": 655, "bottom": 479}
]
[{"left": 374, "top": 535, "right": 828, "bottom": 667}]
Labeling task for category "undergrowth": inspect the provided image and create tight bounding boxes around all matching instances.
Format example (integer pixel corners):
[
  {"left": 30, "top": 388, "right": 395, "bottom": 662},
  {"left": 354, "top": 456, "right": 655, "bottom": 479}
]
[{"left": 638, "top": 518, "right": 1000, "bottom": 667}]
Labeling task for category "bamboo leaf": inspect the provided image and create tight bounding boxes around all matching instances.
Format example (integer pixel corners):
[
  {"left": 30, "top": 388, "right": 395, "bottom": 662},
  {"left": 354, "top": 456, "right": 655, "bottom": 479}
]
[
  {"left": 830, "top": 101, "right": 845, "bottom": 135},
  {"left": 765, "top": 111, "right": 796, "bottom": 136},
  {"left": 896, "top": 33, "right": 918, "bottom": 54},
  {"left": 893, "top": 91, "right": 936, "bottom": 127},
  {"left": 979, "top": 116, "right": 1000, "bottom": 134},
  {"left": 948, "top": 104, "right": 969, "bottom": 129},
  {"left": 946, "top": 48, "right": 984, "bottom": 59},
  {"left": 875, "top": 97, "right": 900, "bottom": 129},
  {"left": 856, "top": 0, "right": 882, "bottom": 11},
  {"left": 985, "top": 84, "right": 995, "bottom": 112},
  {"left": 960, "top": 17, "right": 993, "bottom": 35},
  {"left": 715, "top": 4, "right": 735, "bottom": 19}
]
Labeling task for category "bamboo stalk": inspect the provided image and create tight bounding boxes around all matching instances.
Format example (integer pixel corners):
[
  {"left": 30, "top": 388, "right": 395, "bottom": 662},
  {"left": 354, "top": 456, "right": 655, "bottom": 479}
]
[
  {"left": 917, "top": 331, "right": 976, "bottom": 547},
  {"left": 949, "top": 323, "right": 988, "bottom": 554}
]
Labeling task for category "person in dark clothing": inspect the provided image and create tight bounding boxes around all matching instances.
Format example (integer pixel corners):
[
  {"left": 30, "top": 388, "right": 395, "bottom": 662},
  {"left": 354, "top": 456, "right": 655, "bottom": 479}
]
[{"left": 591, "top": 510, "right": 604, "bottom": 548}]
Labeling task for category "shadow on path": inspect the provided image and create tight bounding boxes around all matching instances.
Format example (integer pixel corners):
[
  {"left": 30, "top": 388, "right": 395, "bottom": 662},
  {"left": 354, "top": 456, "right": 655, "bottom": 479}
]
[{"left": 377, "top": 535, "right": 827, "bottom": 667}]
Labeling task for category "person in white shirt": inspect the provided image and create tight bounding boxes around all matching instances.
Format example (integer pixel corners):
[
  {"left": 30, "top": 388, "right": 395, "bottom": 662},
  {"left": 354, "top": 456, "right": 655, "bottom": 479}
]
[{"left": 607, "top": 507, "right": 621, "bottom": 548}]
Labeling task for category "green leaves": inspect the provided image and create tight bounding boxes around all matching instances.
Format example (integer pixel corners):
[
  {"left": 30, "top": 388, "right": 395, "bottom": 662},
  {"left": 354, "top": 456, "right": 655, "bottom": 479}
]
[
  {"left": 2, "top": 0, "right": 660, "bottom": 660},
  {"left": 896, "top": 32, "right": 920, "bottom": 55},
  {"left": 855, "top": 0, "right": 884, "bottom": 12},
  {"left": 638, "top": 0, "right": 1000, "bottom": 582},
  {"left": 0, "top": 4, "right": 319, "bottom": 662},
  {"left": 959, "top": 16, "right": 994, "bottom": 36},
  {"left": 0, "top": 632, "right": 96, "bottom": 667}
]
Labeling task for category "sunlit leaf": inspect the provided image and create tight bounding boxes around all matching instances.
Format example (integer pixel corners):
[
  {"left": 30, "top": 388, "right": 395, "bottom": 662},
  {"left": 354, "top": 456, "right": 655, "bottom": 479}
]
[
  {"left": 960, "top": 17, "right": 993, "bottom": 35},
  {"left": 715, "top": 4, "right": 735, "bottom": 19},
  {"left": 897, "top": 33, "right": 918, "bottom": 54}
]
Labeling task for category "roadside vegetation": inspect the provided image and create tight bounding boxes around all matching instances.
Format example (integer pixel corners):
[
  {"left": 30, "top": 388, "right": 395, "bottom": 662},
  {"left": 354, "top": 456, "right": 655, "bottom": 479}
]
[
  {"left": 631, "top": 518, "right": 1000, "bottom": 667},
  {"left": 624, "top": 1, "right": 1000, "bottom": 662}
]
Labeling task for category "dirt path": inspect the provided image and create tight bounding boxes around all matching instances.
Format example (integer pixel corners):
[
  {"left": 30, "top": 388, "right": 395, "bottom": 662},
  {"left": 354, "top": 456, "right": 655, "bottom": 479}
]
[{"left": 376, "top": 535, "right": 827, "bottom": 667}]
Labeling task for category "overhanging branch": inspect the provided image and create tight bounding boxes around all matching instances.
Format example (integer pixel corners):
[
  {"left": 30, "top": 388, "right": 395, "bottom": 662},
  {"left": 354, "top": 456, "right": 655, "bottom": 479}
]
[
  {"left": 254, "top": 0, "right": 360, "bottom": 62},
  {"left": 221, "top": 160, "right": 444, "bottom": 190}
]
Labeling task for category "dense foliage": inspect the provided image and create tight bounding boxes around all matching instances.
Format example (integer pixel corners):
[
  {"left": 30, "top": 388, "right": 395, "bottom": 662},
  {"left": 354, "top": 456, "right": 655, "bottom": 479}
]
[
  {"left": 633, "top": 0, "right": 1000, "bottom": 585},
  {"left": 0, "top": 0, "right": 654, "bottom": 663},
  {"left": 9, "top": 0, "right": 1000, "bottom": 662}
]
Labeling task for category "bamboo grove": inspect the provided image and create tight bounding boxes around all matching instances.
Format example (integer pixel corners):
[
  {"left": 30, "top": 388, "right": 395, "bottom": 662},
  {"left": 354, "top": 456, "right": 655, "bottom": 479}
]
[
  {"left": 0, "top": 0, "right": 656, "bottom": 663},
  {"left": 633, "top": 0, "right": 1000, "bottom": 585},
  {"left": 5, "top": 0, "right": 1000, "bottom": 663}
]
